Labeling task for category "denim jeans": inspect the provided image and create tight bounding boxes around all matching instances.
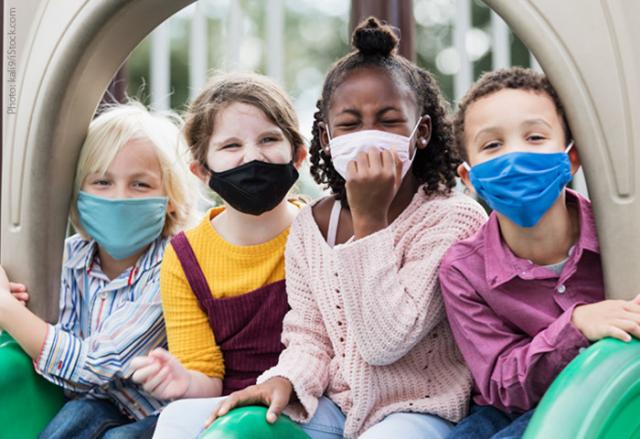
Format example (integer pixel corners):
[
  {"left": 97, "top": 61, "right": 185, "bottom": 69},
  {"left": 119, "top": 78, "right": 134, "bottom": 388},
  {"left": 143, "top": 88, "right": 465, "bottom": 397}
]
[
  {"left": 153, "top": 395, "right": 452, "bottom": 439},
  {"left": 38, "top": 397, "right": 158, "bottom": 439},
  {"left": 447, "top": 404, "right": 534, "bottom": 439}
]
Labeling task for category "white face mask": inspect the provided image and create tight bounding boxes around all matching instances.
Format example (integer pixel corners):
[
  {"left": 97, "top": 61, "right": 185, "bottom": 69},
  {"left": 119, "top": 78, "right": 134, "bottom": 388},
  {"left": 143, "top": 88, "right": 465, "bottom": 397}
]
[{"left": 327, "top": 119, "right": 422, "bottom": 179}]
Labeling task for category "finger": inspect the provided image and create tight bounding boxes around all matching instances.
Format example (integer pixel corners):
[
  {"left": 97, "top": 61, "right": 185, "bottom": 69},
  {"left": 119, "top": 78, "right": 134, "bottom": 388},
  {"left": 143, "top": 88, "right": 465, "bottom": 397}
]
[
  {"left": 614, "top": 319, "right": 640, "bottom": 340},
  {"left": 392, "top": 149, "right": 403, "bottom": 183},
  {"left": 148, "top": 347, "right": 173, "bottom": 361},
  {"left": 266, "top": 387, "right": 291, "bottom": 424},
  {"left": 356, "top": 150, "right": 370, "bottom": 170},
  {"left": 9, "top": 282, "right": 26, "bottom": 292},
  {"left": 204, "top": 400, "right": 229, "bottom": 428},
  {"left": 143, "top": 364, "right": 171, "bottom": 394},
  {"left": 380, "top": 149, "right": 393, "bottom": 170},
  {"left": 623, "top": 301, "right": 640, "bottom": 315},
  {"left": 11, "top": 292, "right": 29, "bottom": 303},
  {"left": 606, "top": 325, "right": 632, "bottom": 342},
  {"left": 633, "top": 294, "right": 640, "bottom": 305},
  {"left": 346, "top": 159, "right": 358, "bottom": 180},
  {"left": 131, "top": 361, "right": 161, "bottom": 384},
  {"left": 130, "top": 356, "right": 154, "bottom": 370},
  {"left": 367, "top": 148, "right": 383, "bottom": 173}
]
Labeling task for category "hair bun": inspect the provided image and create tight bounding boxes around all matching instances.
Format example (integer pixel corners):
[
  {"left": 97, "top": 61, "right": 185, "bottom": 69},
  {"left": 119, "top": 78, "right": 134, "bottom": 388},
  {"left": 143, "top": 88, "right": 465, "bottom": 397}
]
[{"left": 351, "top": 17, "right": 399, "bottom": 57}]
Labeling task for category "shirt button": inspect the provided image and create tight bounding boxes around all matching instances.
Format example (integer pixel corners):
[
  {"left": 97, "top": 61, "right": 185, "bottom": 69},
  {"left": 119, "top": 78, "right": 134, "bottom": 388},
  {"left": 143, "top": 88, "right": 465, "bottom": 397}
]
[
  {"left": 556, "top": 284, "right": 566, "bottom": 294},
  {"left": 579, "top": 347, "right": 586, "bottom": 354}
]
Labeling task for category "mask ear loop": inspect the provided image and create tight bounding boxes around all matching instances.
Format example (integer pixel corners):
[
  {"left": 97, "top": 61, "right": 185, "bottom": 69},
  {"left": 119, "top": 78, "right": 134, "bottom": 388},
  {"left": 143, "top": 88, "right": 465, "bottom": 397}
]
[
  {"left": 408, "top": 117, "right": 425, "bottom": 161},
  {"left": 323, "top": 122, "right": 333, "bottom": 155},
  {"left": 565, "top": 140, "right": 575, "bottom": 154}
]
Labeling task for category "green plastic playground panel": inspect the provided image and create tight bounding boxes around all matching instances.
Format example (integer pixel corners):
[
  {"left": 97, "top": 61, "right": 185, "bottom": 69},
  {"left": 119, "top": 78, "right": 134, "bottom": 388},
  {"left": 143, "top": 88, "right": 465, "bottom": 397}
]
[
  {"left": 0, "top": 331, "right": 65, "bottom": 439},
  {"left": 524, "top": 338, "right": 640, "bottom": 439},
  {"left": 200, "top": 406, "right": 311, "bottom": 439}
]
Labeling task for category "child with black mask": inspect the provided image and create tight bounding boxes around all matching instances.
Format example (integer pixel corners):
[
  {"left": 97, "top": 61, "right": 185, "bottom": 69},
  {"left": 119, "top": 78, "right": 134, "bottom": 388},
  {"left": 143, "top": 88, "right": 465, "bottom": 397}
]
[{"left": 131, "top": 73, "right": 307, "bottom": 414}]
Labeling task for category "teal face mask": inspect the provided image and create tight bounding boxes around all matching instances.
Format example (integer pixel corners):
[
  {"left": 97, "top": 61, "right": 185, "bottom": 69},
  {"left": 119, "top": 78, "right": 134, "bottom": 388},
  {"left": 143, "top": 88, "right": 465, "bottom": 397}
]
[{"left": 77, "top": 191, "right": 168, "bottom": 260}]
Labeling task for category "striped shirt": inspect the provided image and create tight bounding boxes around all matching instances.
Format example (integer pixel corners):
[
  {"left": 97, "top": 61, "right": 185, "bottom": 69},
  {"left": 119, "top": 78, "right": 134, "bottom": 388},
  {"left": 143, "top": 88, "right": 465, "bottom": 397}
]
[{"left": 35, "top": 234, "right": 169, "bottom": 420}]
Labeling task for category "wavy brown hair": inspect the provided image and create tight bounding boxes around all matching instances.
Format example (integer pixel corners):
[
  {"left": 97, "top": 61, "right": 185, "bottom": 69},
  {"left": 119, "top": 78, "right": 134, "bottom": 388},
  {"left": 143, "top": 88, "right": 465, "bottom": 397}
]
[{"left": 184, "top": 72, "right": 305, "bottom": 165}]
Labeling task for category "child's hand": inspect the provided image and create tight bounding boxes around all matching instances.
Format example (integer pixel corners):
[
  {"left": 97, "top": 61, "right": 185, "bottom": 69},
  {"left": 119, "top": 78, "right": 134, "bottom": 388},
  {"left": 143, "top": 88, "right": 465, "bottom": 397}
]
[
  {"left": 9, "top": 282, "right": 29, "bottom": 306},
  {"left": 204, "top": 377, "right": 293, "bottom": 428},
  {"left": 572, "top": 298, "right": 640, "bottom": 342},
  {"left": 130, "top": 348, "right": 191, "bottom": 400},
  {"left": 346, "top": 148, "right": 403, "bottom": 238}
]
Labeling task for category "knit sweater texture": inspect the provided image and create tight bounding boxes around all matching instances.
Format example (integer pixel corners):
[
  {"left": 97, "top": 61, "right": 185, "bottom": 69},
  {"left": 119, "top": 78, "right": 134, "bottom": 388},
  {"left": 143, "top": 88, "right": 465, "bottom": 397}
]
[{"left": 258, "top": 187, "right": 488, "bottom": 438}]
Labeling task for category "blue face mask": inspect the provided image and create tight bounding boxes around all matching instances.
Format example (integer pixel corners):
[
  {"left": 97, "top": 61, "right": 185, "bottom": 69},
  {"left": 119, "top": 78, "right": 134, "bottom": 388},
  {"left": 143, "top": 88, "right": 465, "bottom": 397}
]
[
  {"left": 77, "top": 192, "right": 168, "bottom": 260},
  {"left": 464, "top": 142, "right": 574, "bottom": 228}
]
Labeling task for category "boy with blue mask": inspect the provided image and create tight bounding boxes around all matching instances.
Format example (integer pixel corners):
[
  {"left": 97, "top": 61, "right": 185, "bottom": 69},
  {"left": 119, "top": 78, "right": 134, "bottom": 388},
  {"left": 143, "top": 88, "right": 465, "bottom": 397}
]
[{"left": 439, "top": 67, "right": 640, "bottom": 439}]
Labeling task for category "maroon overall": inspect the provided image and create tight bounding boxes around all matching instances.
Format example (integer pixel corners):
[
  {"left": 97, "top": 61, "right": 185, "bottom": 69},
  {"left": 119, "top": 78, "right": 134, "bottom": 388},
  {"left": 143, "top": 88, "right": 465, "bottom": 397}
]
[{"left": 170, "top": 232, "right": 289, "bottom": 395}]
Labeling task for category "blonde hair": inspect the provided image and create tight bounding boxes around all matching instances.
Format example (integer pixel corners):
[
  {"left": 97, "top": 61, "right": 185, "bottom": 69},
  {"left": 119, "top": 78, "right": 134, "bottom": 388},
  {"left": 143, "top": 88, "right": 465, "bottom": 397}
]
[{"left": 70, "top": 102, "right": 196, "bottom": 238}]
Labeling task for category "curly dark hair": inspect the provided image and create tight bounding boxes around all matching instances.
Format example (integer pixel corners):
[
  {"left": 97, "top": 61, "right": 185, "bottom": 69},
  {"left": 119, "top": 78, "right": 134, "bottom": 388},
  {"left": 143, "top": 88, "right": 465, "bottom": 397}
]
[
  {"left": 453, "top": 66, "right": 572, "bottom": 161},
  {"left": 309, "top": 17, "right": 459, "bottom": 205}
]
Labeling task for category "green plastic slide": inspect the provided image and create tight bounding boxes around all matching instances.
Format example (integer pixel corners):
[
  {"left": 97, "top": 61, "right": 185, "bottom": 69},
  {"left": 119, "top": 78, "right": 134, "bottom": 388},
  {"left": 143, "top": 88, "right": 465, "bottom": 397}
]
[
  {"left": 200, "top": 406, "right": 310, "bottom": 439},
  {"left": 0, "top": 331, "right": 65, "bottom": 439},
  {"left": 524, "top": 338, "right": 640, "bottom": 439}
]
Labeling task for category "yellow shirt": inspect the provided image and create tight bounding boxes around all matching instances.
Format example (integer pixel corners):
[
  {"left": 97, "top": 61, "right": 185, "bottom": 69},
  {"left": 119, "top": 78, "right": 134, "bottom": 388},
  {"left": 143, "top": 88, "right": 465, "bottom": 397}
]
[{"left": 160, "top": 207, "right": 290, "bottom": 377}]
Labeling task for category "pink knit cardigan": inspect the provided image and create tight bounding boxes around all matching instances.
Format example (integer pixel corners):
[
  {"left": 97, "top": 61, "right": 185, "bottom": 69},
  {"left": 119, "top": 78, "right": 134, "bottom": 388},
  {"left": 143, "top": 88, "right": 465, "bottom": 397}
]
[{"left": 258, "top": 187, "right": 487, "bottom": 438}]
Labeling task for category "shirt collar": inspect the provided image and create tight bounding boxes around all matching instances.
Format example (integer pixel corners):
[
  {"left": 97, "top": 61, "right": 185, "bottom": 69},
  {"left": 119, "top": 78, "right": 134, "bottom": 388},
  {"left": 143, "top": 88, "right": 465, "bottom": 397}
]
[
  {"left": 64, "top": 236, "right": 168, "bottom": 283},
  {"left": 483, "top": 189, "right": 600, "bottom": 288}
]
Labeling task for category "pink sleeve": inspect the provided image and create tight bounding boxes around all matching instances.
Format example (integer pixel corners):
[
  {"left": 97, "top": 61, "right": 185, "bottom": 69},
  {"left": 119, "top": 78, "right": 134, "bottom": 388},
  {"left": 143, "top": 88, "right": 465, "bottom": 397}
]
[
  {"left": 333, "top": 199, "right": 487, "bottom": 366},
  {"left": 257, "top": 219, "right": 334, "bottom": 423},
  {"left": 439, "top": 263, "right": 590, "bottom": 412}
]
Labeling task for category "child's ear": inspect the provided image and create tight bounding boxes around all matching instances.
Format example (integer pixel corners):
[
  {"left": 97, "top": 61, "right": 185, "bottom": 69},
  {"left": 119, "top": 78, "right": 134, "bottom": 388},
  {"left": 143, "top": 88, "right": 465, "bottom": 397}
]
[
  {"left": 457, "top": 163, "right": 475, "bottom": 194},
  {"left": 167, "top": 200, "right": 175, "bottom": 214},
  {"left": 416, "top": 115, "right": 432, "bottom": 150},
  {"left": 190, "top": 160, "right": 210, "bottom": 185},
  {"left": 318, "top": 121, "right": 330, "bottom": 154},
  {"left": 293, "top": 146, "right": 307, "bottom": 169},
  {"left": 568, "top": 144, "right": 582, "bottom": 175}
]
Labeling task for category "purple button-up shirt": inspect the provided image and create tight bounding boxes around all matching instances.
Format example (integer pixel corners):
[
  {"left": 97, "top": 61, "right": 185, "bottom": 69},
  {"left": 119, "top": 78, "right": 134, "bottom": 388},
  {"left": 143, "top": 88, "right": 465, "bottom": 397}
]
[{"left": 439, "top": 189, "right": 602, "bottom": 413}]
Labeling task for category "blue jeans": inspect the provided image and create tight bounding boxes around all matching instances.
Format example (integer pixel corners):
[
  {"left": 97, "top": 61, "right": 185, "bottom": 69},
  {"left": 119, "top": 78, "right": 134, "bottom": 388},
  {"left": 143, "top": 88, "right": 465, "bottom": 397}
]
[
  {"left": 447, "top": 404, "right": 534, "bottom": 439},
  {"left": 38, "top": 398, "right": 158, "bottom": 439},
  {"left": 303, "top": 396, "right": 453, "bottom": 439},
  {"left": 153, "top": 396, "right": 452, "bottom": 439}
]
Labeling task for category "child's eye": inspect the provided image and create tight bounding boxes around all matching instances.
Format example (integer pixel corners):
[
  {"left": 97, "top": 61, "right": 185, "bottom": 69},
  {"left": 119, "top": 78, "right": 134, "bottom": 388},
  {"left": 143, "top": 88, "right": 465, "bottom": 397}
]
[
  {"left": 527, "top": 134, "right": 546, "bottom": 142},
  {"left": 92, "top": 179, "right": 111, "bottom": 186},
  {"left": 132, "top": 181, "right": 151, "bottom": 189},
  {"left": 382, "top": 119, "right": 404, "bottom": 126},
  {"left": 222, "top": 143, "right": 240, "bottom": 149},
  {"left": 481, "top": 141, "right": 500, "bottom": 151},
  {"left": 261, "top": 136, "right": 280, "bottom": 144}
]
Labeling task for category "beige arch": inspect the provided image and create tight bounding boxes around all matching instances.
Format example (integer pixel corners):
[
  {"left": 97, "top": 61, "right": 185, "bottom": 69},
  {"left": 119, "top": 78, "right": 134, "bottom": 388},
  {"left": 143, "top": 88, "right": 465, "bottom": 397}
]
[{"left": 1, "top": 0, "right": 639, "bottom": 323}]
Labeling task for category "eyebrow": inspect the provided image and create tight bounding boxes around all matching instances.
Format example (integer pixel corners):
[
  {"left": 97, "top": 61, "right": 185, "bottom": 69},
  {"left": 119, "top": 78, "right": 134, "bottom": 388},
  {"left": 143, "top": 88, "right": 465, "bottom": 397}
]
[
  {"left": 521, "top": 118, "right": 553, "bottom": 130},
  {"left": 258, "top": 130, "right": 284, "bottom": 138},
  {"left": 473, "top": 126, "right": 501, "bottom": 143},
  {"left": 335, "top": 106, "right": 402, "bottom": 118},
  {"left": 129, "top": 171, "right": 159, "bottom": 180}
]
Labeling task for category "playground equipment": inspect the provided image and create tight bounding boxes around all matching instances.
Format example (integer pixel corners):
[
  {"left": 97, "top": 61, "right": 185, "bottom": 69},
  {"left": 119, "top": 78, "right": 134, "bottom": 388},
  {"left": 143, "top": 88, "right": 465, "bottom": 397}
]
[{"left": 1, "top": 0, "right": 639, "bottom": 437}]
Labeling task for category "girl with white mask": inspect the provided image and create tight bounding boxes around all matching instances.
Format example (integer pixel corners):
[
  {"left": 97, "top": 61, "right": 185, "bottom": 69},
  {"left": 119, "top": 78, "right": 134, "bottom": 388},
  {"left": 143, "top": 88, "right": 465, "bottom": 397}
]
[{"left": 197, "top": 17, "right": 488, "bottom": 439}]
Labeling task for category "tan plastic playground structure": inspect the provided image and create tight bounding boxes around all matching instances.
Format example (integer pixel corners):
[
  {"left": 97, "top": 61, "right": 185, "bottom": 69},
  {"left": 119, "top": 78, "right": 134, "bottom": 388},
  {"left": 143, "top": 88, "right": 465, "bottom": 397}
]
[{"left": 1, "top": 0, "right": 639, "bottom": 323}]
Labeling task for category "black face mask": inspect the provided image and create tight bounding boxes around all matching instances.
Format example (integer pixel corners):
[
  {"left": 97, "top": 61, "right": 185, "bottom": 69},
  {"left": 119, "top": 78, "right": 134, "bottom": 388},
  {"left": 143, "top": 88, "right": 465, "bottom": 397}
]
[{"left": 207, "top": 160, "right": 299, "bottom": 216}]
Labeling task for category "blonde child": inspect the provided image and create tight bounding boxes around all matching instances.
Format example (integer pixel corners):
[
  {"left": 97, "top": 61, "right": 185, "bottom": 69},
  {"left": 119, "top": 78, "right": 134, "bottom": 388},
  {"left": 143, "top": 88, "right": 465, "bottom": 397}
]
[{"left": 0, "top": 103, "right": 194, "bottom": 438}]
